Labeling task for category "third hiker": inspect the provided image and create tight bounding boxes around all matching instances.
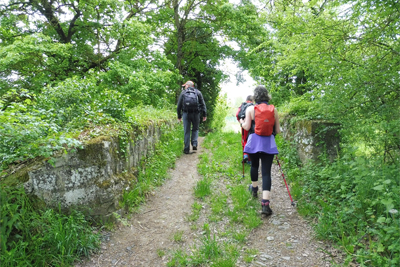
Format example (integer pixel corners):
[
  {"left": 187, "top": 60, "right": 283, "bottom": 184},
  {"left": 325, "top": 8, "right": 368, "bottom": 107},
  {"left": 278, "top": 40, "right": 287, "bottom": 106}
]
[
  {"left": 177, "top": 81, "right": 207, "bottom": 154},
  {"left": 236, "top": 95, "right": 254, "bottom": 164},
  {"left": 239, "top": 85, "right": 280, "bottom": 216}
]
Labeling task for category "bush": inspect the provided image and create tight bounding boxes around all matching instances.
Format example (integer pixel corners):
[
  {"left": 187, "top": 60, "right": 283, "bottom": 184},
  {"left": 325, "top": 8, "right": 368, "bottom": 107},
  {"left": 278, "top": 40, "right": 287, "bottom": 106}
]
[
  {"left": 276, "top": 135, "right": 400, "bottom": 266},
  {"left": 209, "top": 94, "right": 230, "bottom": 132},
  {"left": 0, "top": 185, "right": 101, "bottom": 266},
  {"left": 0, "top": 102, "right": 81, "bottom": 171}
]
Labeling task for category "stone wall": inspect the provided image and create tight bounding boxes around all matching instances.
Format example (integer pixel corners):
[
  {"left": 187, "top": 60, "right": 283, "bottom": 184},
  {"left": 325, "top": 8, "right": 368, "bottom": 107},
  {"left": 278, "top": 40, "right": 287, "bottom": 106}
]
[
  {"left": 281, "top": 116, "right": 340, "bottom": 163},
  {"left": 2, "top": 119, "right": 177, "bottom": 221}
]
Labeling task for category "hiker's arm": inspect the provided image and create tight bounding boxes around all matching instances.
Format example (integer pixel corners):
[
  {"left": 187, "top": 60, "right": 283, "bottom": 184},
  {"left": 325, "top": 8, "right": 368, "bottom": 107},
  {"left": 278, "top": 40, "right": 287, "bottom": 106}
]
[
  {"left": 197, "top": 91, "right": 207, "bottom": 117},
  {"left": 274, "top": 108, "right": 280, "bottom": 134},
  {"left": 177, "top": 92, "right": 184, "bottom": 120},
  {"left": 241, "top": 106, "right": 254, "bottom": 131}
]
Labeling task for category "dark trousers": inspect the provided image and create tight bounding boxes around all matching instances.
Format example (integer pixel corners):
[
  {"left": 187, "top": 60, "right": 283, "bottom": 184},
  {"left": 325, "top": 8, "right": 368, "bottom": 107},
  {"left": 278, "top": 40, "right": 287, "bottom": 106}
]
[
  {"left": 250, "top": 153, "right": 274, "bottom": 191},
  {"left": 182, "top": 112, "right": 200, "bottom": 151}
]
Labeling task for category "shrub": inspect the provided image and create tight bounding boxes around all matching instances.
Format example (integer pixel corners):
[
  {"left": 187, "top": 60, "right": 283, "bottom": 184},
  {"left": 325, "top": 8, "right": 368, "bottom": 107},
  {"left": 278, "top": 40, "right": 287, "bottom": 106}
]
[
  {"left": 276, "top": 135, "right": 400, "bottom": 266},
  {"left": 0, "top": 185, "right": 101, "bottom": 266}
]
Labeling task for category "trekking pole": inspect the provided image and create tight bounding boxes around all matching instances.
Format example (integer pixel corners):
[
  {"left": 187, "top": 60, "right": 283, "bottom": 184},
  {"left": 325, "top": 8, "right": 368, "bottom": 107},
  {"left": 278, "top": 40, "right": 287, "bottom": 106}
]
[
  {"left": 242, "top": 160, "right": 245, "bottom": 178},
  {"left": 241, "top": 128, "right": 245, "bottom": 178},
  {"left": 276, "top": 155, "right": 295, "bottom": 207}
]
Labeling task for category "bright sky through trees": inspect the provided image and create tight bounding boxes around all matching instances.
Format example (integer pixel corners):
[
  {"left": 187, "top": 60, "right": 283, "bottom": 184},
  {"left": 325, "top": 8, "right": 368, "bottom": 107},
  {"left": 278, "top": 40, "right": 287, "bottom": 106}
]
[{"left": 220, "top": 58, "right": 256, "bottom": 106}]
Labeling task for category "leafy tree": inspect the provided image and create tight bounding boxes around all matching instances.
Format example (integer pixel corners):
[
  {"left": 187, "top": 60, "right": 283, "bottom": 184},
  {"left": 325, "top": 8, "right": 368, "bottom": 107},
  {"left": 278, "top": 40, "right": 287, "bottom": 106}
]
[
  {"left": 149, "top": 0, "right": 236, "bottom": 126},
  {"left": 0, "top": 0, "right": 179, "bottom": 106},
  {"left": 243, "top": 0, "right": 399, "bottom": 159},
  {"left": 246, "top": 1, "right": 400, "bottom": 264}
]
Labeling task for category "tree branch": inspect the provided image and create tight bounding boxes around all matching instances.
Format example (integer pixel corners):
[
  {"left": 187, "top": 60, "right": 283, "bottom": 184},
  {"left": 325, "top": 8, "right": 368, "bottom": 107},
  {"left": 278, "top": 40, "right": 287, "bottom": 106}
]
[{"left": 29, "top": 0, "right": 68, "bottom": 43}]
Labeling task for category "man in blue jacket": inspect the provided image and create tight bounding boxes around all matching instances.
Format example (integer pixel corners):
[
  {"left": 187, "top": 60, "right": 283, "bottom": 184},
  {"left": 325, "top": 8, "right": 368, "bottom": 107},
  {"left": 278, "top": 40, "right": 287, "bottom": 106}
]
[{"left": 177, "top": 81, "right": 207, "bottom": 154}]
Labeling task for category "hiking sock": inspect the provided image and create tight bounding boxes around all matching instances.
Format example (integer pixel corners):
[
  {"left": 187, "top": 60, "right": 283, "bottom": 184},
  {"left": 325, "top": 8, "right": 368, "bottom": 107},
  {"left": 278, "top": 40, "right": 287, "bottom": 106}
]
[
  {"left": 262, "top": 199, "right": 270, "bottom": 205},
  {"left": 261, "top": 199, "right": 272, "bottom": 215}
]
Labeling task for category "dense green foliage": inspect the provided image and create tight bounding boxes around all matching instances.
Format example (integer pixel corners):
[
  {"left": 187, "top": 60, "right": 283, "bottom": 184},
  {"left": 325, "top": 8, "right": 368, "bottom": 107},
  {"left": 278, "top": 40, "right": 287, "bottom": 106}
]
[
  {"left": 0, "top": 0, "right": 399, "bottom": 266},
  {"left": 0, "top": 0, "right": 178, "bottom": 96},
  {"left": 0, "top": 185, "right": 101, "bottom": 266},
  {"left": 0, "top": 119, "right": 183, "bottom": 266},
  {"left": 0, "top": 84, "right": 176, "bottom": 172},
  {"left": 209, "top": 93, "right": 230, "bottom": 133},
  {"left": 234, "top": 1, "right": 399, "bottom": 264},
  {"left": 276, "top": 135, "right": 400, "bottom": 266},
  {"left": 239, "top": 0, "right": 399, "bottom": 161},
  {"left": 0, "top": 0, "right": 252, "bottom": 171}
]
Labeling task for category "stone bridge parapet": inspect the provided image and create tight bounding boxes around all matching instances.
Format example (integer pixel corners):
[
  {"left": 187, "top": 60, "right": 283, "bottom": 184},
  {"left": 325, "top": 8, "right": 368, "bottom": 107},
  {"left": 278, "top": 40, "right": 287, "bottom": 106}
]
[
  {"left": 1, "top": 119, "right": 177, "bottom": 221},
  {"left": 281, "top": 116, "right": 340, "bottom": 163}
]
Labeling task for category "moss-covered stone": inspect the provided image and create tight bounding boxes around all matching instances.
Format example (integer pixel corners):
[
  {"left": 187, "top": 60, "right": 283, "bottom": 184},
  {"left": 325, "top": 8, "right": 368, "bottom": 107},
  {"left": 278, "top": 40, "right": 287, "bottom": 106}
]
[
  {"left": 77, "top": 136, "right": 111, "bottom": 163},
  {"left": 281, "top": 117, "right": 340, "bottom": 164},
  {"left": 96, "top": 179, "right": 112, "bottom": 189},
  {"left": 0, "top": 117, "right": 178, "bottom": 222},
  {"left": 0, "top": 159, "right": 44, "bottom": 186}
]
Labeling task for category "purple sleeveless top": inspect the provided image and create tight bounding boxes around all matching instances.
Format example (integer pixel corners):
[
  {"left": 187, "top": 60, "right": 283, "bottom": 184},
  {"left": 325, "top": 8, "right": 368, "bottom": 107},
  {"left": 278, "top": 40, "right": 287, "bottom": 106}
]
[
  {"left": 243, "top": 133, "right": 279, "bottom": 155},
  {"left": 243, "top": 101, "right": 279, "bottom": 155}
]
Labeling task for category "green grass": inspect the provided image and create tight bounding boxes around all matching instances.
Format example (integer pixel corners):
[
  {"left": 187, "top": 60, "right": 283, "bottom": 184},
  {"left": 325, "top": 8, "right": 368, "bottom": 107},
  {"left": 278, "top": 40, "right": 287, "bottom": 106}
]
[
  {"left": 210, "top": 192, "right": 227, "bottom": 214},
  {"left": 167, "top": 131, "right": 263, "bottom": 266},
  {"left": 194, "top": 177, "right": 212, "bottom": 199},
  {"left": 121, "top": 126, "right": 182, "bottom": 213},
  {"left": 172, "top": 230, "right": 184, "bottom": 243},
  {"left": 275, "top": 135, "right": 400, "bottom": 266},
  {"left": 186, "top": 201, "right": 202, "bottom": 222},
  {"left": 0, "top": 121, "right": 182, "bottom": 267},
  {"left": 243, "top": 248, "right": 258, "bottom": 263},
  {"left": 0, "top": 186, "right": 101, "bottom": 266},
  {"left": 167, "top": 249, "right": 190, "bottom": 267},
  {"left": 157, "top": 248, "right": 166, "bottom": 257}
]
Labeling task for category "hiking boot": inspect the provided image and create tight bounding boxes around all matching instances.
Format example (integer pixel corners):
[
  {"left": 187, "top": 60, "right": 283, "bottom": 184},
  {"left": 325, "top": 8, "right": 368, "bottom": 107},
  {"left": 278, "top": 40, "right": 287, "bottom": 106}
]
[
  {"left": 183, "top": 149, "right": 189, "bottom": 154},
  {"left": 248, "top": 184, "right": 258, "bottom": 198},
  {"left": 261, "top": 202, "right": 273, "bottom": 216},
  {"left": 192, "top": 146, "right": 197, "bottom": 150}
]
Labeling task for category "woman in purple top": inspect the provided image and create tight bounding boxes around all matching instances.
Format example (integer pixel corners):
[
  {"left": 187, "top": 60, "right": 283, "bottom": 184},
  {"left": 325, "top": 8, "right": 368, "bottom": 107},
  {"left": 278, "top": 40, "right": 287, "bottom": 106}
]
[{"left": 239, "top": 85, "right": 281, "bottom": 216}]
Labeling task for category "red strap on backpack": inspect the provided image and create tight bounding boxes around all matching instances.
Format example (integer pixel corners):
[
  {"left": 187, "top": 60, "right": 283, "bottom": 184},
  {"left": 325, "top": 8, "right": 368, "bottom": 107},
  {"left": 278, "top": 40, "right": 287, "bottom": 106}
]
[{"left": 254, "top": 103, "right": 275, "bottom": 136}]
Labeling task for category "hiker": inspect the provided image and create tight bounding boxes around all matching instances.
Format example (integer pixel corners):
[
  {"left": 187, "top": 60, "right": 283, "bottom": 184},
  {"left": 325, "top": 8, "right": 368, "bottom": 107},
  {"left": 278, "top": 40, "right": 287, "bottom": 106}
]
[
  {"left": 177, "top": 80, "right": 207, "bottom": 154},
  {"left": 239, "top": 85, "right": 280, "bottom": 215},
  {"left": 236, "top": 95, "right": 254, "bottom": 164}
]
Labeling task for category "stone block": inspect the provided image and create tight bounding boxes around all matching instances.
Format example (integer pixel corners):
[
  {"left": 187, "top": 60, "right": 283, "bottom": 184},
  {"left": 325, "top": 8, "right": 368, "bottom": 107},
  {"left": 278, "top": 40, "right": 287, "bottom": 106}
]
[
  {"left": 2, "top": 118, "right": 178, "bottom": 221},
  {"left": 281, "top": 117, "right": 340, "bottom": 163}
]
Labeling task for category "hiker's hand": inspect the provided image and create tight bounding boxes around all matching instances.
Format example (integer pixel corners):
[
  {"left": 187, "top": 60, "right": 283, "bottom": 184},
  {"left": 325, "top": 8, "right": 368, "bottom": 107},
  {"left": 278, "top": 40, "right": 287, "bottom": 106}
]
[
  {"left": 202, "top": 117, "right": 207, "bottom": 122},
  {"left": 178, "top": 118, "right": 182, "bottom": 122}
]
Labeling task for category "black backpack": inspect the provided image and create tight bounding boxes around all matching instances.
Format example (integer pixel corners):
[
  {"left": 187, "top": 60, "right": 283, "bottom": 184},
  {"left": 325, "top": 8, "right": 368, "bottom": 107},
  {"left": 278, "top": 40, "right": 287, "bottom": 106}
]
[
  {"left": 183, "top": 88, "right": 199, "bottom": 111},
  {"left": 238, "top": 102, "right": 253, "bottom": 119}
]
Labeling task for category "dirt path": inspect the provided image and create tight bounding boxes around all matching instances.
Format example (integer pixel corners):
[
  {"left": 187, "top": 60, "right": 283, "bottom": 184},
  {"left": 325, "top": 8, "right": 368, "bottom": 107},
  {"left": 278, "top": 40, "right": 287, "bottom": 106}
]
[
  {"left": 76, "top": 136, "right": 343, "bottom": 267},
  {"left": 242, "top": 163, "right": 343, "bottom": 267}
]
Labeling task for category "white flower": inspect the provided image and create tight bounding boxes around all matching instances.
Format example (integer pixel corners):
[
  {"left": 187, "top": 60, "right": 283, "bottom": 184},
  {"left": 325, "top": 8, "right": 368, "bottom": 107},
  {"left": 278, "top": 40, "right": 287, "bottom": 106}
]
[{"left": 389, "top": 209, "right": 398, "bottom": 214}]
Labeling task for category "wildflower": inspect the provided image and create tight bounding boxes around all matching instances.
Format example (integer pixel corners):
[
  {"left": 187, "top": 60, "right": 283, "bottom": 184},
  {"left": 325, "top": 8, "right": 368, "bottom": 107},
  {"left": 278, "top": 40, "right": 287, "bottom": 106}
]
[{"left": 389, "top": 209, "right": 398, "bottom": 215}]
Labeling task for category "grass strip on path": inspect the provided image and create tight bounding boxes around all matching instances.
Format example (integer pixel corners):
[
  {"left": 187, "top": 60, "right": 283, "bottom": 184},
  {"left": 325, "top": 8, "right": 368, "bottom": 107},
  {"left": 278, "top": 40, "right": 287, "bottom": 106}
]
[{"left": 166, "top": 131, "right": 263, "bottom": 266}]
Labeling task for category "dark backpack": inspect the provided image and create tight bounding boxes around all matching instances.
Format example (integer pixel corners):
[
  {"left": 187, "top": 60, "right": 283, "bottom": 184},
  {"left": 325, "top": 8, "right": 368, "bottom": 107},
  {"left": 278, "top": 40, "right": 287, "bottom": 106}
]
[
  {"left": 237, "top": 102, "right": 254, "bottom": 120},
  {"left": 183, "top": 88, "right": 199, "bottom": 111}
]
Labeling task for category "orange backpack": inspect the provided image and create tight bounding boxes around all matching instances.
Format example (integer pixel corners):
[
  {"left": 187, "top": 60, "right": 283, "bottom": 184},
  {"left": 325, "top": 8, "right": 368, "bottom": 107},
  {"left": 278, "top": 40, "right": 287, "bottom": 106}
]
[{"left": 254, "top": 103, "right": 275, "bottom": 136}]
